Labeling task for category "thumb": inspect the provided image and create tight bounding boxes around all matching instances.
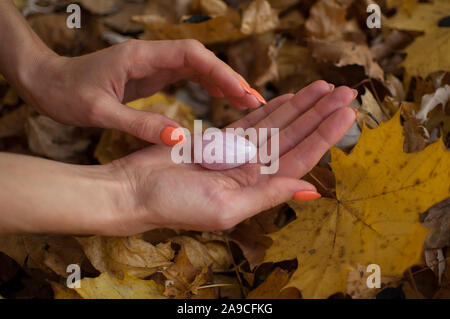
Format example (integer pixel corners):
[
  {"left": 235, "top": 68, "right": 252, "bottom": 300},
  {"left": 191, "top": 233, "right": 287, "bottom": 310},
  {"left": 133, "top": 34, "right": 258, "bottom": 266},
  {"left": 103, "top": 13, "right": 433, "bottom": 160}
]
[{"left": 106, "top": 102, "right": 184, "bottom": 145}]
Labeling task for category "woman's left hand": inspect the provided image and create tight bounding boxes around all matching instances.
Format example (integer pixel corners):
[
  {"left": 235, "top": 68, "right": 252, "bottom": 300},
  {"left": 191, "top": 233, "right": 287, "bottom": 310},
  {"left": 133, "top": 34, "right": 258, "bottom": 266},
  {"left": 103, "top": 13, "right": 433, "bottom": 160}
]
[{"left": 105, "top": 81, "right": 357, "bottom": 235}]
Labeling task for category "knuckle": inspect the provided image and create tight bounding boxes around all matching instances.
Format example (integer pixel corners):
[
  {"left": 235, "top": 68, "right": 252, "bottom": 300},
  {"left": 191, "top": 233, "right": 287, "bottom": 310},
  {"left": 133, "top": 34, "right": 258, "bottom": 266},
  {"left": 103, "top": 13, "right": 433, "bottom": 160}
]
[{"left": 181, "top": 39, "right": 206, "bottom": 55}]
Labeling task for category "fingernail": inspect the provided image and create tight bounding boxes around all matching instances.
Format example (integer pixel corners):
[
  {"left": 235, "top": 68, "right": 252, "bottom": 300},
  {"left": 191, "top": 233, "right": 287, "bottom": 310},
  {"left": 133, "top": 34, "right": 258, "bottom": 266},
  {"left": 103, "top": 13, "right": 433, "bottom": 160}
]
[
  {"left": 160, "top": 126, "right": 184, "bottom": 146},
  {"left": 352, "top": 89, "right": 358, "bottom": 99},
  {"left": 250, "top": 88, "right": 267, "bottom": 104},
  {"left": 237, "top": 78, "right": 252, "bottom": 94},
  {"left": 329, "top": 83, "right": 335, "bottom": 91},
  {"left": 352, "top": 108, "right": 358, "bottom": 116},
  {"left": 293, "top": 190, "right": 321, "bottom": 201}
]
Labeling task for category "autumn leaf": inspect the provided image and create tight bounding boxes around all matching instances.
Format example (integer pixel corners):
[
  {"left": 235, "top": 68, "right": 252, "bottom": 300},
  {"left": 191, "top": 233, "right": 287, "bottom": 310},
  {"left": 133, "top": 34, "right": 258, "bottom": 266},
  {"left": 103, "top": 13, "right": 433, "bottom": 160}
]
[
  {"left": 247, "top": 267, "right": 301, "bottom": 299},
  {"left": 345, "top": 264, "right": 401, "bottom": 299},
  {"left": 75, "top": 272, "right": 165, "bottom": 299},
  {"left": 401, "top": 29, "right": 450, "bottom": 83},
  {"left": 171, "top": 236, "right": 232, "bottom": 271},
  {"left": 386, "top": 0, "right": 450, "bottom": 85},
  {"left": 162, "top": 247, "right": 215, "bottom": 298},
  {"left": 264, "top": 112, "right": 450, "bottom": 298},
  {"left": 0, "top": 235, "right": 92, "bottom": 278},
  {"left": 240, "top": 0, "right": 279, "bottom": 35},
  {"left": 309, "top": 38, "right": 384, "bottom": 81},
  {"left": 76, "top": 235, "right": 174, "bottom": 279},
  {"left": 51, "top": 282, "right": 82, "bottom": 299},
  {"left": 386, "top": 0, "right": 450, "bottom": 33}
]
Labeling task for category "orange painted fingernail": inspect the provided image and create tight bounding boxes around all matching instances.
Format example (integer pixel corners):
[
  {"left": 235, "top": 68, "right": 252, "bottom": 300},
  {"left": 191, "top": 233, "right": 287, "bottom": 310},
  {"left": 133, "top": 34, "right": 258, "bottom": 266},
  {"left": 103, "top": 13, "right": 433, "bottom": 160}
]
[
  {"left": 237, "top": 78, "right": 252, "bottom": 94},
  {"left": 353, "top": 108, "right": 358, "bottom": 116},
  {"left": 293, "top": 190, "right": 321, "bottom": 201},
  {"left": 160, "top": 126, "right": 184, "bottom": 146},
  {"left": 352, "top": 89, "right": 358, "bottom": 99},
  {"left": 250, "top": 88, "right": 267, "bottom": 104}
]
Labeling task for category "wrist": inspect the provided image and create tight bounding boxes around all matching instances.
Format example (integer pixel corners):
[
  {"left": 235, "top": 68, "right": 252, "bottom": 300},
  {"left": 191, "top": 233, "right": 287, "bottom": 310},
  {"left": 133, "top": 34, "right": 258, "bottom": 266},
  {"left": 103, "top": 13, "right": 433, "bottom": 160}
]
[
  {"left": 70, "top": 163, "right": 136, "bottom": 236},
  {"left": 14, "top": 49, "right": 61, "bottom": 113}
]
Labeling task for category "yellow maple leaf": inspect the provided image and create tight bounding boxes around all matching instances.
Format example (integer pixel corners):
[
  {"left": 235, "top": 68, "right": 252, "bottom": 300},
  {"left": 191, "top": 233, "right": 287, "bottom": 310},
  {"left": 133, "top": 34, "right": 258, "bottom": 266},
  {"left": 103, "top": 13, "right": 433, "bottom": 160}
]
[
  {"left": 386, "top": 0, "right": 450, "bottom": 85},
  {"left": 402, "top": 29, "right": 450, "bottom": 83},
  {"left": 75, "top": 272, "right": 165, "bottom": 299},
  {"left": 386, "top": 0, "right": 449, "bottom": 33},
  {"left": 264, "top": 112, "right": 450, "bottom": 299}
]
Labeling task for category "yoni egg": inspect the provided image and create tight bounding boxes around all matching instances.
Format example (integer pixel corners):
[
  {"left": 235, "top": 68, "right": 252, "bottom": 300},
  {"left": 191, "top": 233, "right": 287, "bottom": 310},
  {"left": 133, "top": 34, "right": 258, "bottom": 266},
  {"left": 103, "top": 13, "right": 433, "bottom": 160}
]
[{"left": 194, "top": 131, "right": 257, "bottom": 170}]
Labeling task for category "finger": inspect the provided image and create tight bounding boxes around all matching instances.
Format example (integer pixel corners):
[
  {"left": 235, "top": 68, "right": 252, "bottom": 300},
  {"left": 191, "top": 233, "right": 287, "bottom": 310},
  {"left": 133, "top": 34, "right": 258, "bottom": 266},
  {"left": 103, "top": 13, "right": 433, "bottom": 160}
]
[
  {"left": 253, "top": 80, "right": 333, "bottom": 144},
  {"left": 226, "top": 93, "right": 294, "bottom": 129},
  {"left": 199, "top": 77, "right": 224, "bottom": 98},
  {"left": 104, "top": 100, "right": 182, "bottom": 145},
  {"left": 129, "top": 40, "right": 262, "bottom": 109},
  {"left": 269, "top": 86, "right": 356, "bottom": 157},
  {"left": 276, "top": 107, "right": 356, "bottom": 178},
  {"left": 222, "top": 178, "right": 317, "bottom": 226}
]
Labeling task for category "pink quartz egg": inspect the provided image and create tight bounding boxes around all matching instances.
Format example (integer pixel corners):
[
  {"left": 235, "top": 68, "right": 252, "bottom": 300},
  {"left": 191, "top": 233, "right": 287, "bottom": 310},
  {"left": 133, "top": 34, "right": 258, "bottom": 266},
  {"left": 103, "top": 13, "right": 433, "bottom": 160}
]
[{"left": 194, "top": 131, "right": 257, "bottom": 170}]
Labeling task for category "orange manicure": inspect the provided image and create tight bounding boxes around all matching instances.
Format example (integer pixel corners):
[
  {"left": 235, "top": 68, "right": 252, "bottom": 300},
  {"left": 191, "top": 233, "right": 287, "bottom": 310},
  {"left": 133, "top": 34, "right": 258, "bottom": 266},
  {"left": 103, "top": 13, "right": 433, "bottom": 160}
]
[
  {"left": 293, "top": 190, "right": 322, "bottom": 201},
  {"left": 160, "top": 126, "right": 185, "bottom": 146},
  {"left": 250, "top": 88, "right": 267, "bottom": 104},
  {"left": 237, "top": 78, "right": 252, "bottom": 94}
]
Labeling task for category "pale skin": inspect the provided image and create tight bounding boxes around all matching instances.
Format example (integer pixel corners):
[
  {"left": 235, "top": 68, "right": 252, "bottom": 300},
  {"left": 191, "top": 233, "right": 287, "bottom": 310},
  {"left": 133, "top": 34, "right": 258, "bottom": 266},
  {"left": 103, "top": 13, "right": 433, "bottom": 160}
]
[{"left": 0, "top": 1, "right": 357, "bottom": 235}]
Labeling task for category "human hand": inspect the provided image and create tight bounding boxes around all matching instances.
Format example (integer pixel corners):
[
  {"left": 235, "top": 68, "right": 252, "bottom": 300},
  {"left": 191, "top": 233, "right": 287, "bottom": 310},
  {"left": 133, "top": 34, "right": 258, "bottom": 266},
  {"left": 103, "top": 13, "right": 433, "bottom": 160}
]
[
  {"left": 19, "top": 39, "right": 264, "bottom": 144},
  {"left": 106, "top": 81, "right": 357, "bottom": 235}
]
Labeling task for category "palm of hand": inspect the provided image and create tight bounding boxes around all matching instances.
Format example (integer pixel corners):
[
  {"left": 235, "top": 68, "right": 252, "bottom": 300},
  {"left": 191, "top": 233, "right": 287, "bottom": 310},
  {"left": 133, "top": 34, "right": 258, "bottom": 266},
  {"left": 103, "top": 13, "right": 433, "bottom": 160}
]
[{"left": 112, "top": 81, "right": 357, "bottom": 233}]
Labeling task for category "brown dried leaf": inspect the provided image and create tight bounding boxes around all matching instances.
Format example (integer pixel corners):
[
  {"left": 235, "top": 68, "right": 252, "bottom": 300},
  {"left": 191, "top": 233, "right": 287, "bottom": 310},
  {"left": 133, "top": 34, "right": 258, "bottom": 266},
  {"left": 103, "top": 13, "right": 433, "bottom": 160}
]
[
  {"left": 0, "top": 104, "right": 29, "bottom": 138},
  {"left": 0, "top": 235, "right": 90, "bottom": 278},
  {"left": 76, "top": 236, "right": 174, "bottom": 279},
  {"left": 240, "top": 0, "right": 279, "bottom": 35},
  {"left": 171, "top": 236, "right": 232, "bottom": 271},
  {"left": 309, "top": 39, "right": 384, "bottom": 81},
  {"left": 346, "top": 264, "right": 401, "bottom": 299},
  {"left": 26, "top": 115, "right": 93, "bottom": 163}
]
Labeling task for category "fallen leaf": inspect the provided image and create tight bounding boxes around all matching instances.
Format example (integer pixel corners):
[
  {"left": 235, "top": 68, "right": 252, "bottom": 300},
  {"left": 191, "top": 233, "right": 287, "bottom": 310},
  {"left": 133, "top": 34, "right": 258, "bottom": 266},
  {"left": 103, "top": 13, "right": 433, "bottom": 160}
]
[
  {"left": 75, "top": 272, "right": 165, "bottom": 299},
  {"left": 171, "top": 236, "right": 232, "bottom": 271},
  {"left": 102, "top": 2, "right": 145, "bottom": 34},
  {"left": 416, "top": 85, "right": 450, "bottom": 122},
  {"left": 247, "top": 267, "right": 300, "bottom": 299},
  {"left": 228, "top": 206, "right": 282, "bottom": 269},
  {"left": 422, "top": 198, "right": 450, "bottom": 249},
  {"left": 77, "top": 236, "right": 174, "bottom": 279},
  {"left": 240, "top": 0, "right": 279, "bottom": 35},
  {"left": 26, "top": 114, "right": 93, "bottom": 163},
  {"left": 264, "top": 112, "right": 449, "bottom": 298},
  {"left": 162, "top": 247, "right": 214, "bottom": 298},
  {"left": 346, "top": 264, "right": 401, "bottom": 299},
  {"left": 305, "top": 0, "right": 347, "bottom": 40},
  {"left": 79, "top": 0, "right": 120, "bottom": 15},
  {"left": 133, "top": 11, "right": 245, "bottom": 44},
  {"left": 0, "top": 104, "right": 29, "bottom": 138},
  {"left": 193, "top": 0, "right": 228, "bottom": 16},
  {"left": 402, "top": 29, "right": 450, "bottom": 86},
  {"left": 357, "top": 88, "right": 389, "bottom": 129},
  {"left": 51, "top": 282, "right": 82, "bottom": 299},
  {"left": 309, "top": 38, "right": 384, "bottom": 81},
  {"left": 386, "top": 0, "right": 450, "bottom": 33},
  {"left": 0, "top": 235, "right": 92, "bottom": 278}
]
